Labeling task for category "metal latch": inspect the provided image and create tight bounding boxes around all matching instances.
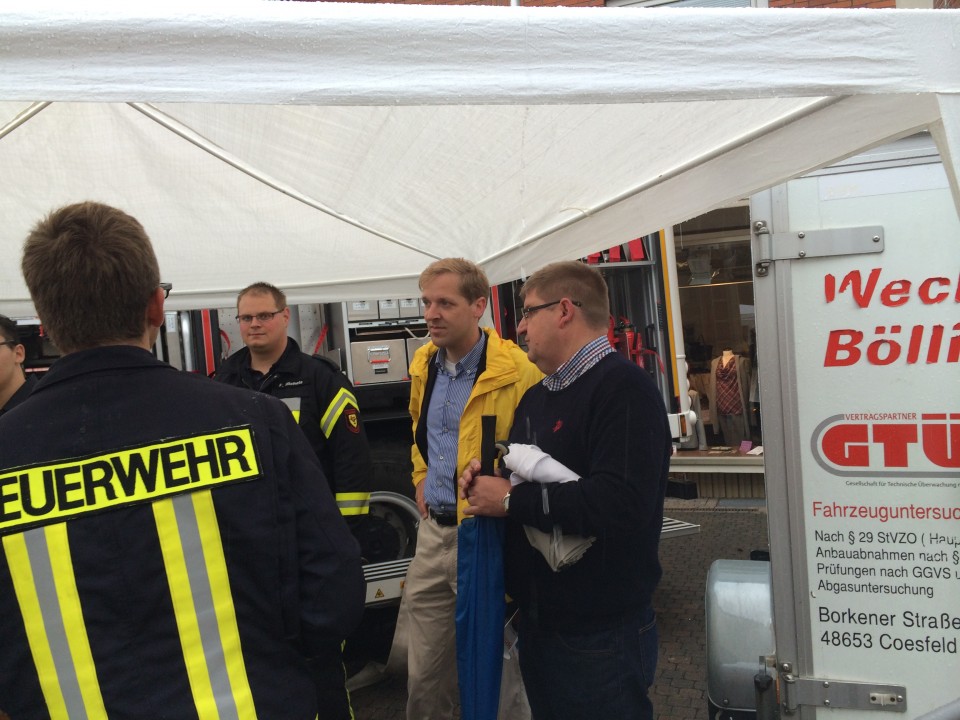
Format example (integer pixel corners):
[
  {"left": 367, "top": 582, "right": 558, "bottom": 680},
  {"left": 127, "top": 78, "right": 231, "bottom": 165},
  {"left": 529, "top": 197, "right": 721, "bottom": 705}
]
[
  {"left": 753, "top": 221, "right": 884, "bottom": 277},
  {"left": 780, "top": 671, "right": 906, "bottom": 714},
  {"left": 366, "top": 345, "right": 392, "bottom": 364}
]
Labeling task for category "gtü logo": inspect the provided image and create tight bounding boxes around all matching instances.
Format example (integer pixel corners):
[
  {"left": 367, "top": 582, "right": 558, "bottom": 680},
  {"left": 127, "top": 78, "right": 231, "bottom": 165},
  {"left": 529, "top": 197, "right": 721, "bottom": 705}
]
[{"left": 811, "top": 413, "right": 960, "bottom": 477}]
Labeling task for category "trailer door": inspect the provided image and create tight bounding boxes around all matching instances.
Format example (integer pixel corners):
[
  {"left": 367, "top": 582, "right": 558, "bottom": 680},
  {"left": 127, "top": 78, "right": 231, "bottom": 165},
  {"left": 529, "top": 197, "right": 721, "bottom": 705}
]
[{"left": 751, "top": 136, "right": 960, "bottom": 719}]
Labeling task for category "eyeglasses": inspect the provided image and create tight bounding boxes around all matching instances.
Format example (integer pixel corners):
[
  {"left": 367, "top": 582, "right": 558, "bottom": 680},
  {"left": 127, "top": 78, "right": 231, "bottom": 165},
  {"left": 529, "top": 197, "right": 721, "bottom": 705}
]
[
  {"left": 520, "top": 299, "right": 581, "bottom": 320},
  {"left": 159, "top": 283, "right": 173, "bottom": 299},
  {"left": 0, "top": 340, "right": 17, "bottom": 349},
  {"left": 236, "top": 309, "right": 285, "bottom": 324}
]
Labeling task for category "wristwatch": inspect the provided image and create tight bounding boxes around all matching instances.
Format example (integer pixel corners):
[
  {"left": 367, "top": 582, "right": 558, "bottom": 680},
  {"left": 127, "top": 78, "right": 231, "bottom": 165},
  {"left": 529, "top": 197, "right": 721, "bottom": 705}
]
[{"left": 501, "top": 490, "right": 511, "bottom": 514}]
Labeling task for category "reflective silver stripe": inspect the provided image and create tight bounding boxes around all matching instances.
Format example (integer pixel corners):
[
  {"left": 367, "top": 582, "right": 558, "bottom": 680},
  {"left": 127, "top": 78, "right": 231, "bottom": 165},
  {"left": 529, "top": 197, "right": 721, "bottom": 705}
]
[
  {"left": 320, "top": 389, "right": 357, "bottom": 438},
  {"left": 22, "top": 527, "right": 88, "bottom": 719},
  {"left": 280, "top": 397, "right": 301, "bottom": 414},
  {"left": 172, "top": 494, "right": 240, "bottom": 720}
]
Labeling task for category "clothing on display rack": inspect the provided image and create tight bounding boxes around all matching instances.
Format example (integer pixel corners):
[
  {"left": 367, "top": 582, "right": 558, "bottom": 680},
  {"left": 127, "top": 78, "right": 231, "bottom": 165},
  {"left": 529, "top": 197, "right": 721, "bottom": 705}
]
[{"left": 706, "top": 349, "right": 751, "bottom": 447}]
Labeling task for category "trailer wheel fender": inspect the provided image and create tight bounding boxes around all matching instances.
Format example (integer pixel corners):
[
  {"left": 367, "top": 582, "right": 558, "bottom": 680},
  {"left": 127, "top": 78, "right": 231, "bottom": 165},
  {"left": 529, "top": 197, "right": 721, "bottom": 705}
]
[{"left": 359, "top": 491, "right": 420, "bottom": 565}]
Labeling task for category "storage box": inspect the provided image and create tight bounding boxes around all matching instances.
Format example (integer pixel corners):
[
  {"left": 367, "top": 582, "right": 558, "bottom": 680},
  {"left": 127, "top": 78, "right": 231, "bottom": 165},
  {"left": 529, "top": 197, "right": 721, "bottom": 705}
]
[
  {"left": 350, "top": 339, "right": 408, "bottom": 384},
  {"left": 405, "top": 336, "right": 432, "bottom": 365},
  {"left": 346, "top": 300, "right": 378, "bottom": 322},
  {"left": 377, "top": 299, "right": 400, "bottom": 320},
  {"left": 399, "top": 298, "right": 421, "bottom": 319}
]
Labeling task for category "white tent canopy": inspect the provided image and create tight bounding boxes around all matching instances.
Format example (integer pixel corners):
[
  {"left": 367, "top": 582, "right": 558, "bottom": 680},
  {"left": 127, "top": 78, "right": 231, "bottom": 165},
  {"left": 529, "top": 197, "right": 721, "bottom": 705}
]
[{"left": 1, "top": 1, "right": 958, "bottom": 315}]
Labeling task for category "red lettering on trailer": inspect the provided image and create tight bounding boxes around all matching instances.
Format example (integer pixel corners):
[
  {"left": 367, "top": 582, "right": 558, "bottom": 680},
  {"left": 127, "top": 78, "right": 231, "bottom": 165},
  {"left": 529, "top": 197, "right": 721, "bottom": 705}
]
[
  {"left": 824, "top": 323, "right": 959, "bottom": 367},
  {"left": 824, "top": 269, "right": 959, "bottom": 309},
  {"left": 816, "top": 414, "right": 960, "bottom": 472}
]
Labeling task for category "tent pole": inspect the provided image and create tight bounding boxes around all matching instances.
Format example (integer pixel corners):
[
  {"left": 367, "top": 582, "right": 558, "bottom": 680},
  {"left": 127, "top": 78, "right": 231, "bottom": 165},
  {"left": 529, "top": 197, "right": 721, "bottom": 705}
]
[
  {"left": 0, "top": 101, "right": 50, "bottom": 141},
  {"left": 930, "top": 94, "right": 960, "bottom": 218}
]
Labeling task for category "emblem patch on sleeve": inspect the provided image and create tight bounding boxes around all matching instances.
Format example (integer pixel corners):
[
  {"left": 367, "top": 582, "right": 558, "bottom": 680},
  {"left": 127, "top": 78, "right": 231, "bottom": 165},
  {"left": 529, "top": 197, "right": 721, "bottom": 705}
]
[{"left": 344, "top": 407, "right": 361, "bottom": 434}]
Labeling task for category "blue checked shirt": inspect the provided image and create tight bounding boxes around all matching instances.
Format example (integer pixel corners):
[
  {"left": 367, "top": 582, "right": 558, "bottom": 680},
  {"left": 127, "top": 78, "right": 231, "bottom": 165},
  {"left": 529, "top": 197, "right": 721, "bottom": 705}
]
[
  {"left": 423, "top": 332, "right": 486, "bottom": 510},
  {"left": 542, "top": 334, "right": 613, "bottom": 392}
]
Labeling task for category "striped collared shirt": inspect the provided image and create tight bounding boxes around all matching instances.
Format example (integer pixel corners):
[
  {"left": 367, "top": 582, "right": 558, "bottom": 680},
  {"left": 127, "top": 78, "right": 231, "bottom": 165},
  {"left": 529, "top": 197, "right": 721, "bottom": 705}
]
[
  {"left": 423, "top": 331, "right": 486, "bottom": 510},
  {"left": 542, "top": 334, "right": 613, "bottom": 392}
]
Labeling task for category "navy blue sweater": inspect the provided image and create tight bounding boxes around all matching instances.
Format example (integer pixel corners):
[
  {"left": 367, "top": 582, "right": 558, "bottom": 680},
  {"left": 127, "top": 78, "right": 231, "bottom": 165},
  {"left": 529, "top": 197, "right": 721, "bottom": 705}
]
[{"left": 505, "top": 352, "right": 670, "bottom": 630}]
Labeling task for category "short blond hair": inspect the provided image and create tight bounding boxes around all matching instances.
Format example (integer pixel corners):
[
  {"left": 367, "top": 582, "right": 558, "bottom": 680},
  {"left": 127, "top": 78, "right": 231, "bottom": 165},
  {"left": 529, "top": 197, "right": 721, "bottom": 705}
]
[
  {"left": 520, "top": 261, "right": 609, "bottom": 329},
  {"left": 419, "top": 258, "right": 489, "bottom": 302},
  {"left": 237, "top": 282, "right": 287, "bottom": 311}
]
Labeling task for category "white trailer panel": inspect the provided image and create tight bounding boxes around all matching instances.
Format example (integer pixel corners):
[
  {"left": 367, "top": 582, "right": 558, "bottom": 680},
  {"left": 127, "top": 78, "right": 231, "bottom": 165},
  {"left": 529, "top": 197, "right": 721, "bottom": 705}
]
[{"left": 751, "top": 136, "right": 960, "bottom": 718}]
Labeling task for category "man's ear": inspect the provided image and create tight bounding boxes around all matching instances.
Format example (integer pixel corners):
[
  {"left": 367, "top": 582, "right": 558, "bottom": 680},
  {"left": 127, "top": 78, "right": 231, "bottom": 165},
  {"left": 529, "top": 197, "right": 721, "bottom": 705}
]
[
  {"left": 472, "top": 295, "right": 488, "bottom": 320},
  {"left": 146, "top": 286, "right": 166, "bottom": 330}
]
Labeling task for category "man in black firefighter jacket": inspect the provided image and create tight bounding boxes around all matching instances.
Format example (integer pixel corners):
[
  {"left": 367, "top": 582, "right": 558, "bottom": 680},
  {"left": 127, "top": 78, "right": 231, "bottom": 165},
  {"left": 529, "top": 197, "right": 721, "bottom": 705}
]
[
  {"left": 215, "top": 281, "right": 374, "bottom": 720},
  {"left": 0, "top": 314, "right": 36, "bottom": 416},
  {"left": 0, "top": 201, "right": 365, "bottom": 719}
]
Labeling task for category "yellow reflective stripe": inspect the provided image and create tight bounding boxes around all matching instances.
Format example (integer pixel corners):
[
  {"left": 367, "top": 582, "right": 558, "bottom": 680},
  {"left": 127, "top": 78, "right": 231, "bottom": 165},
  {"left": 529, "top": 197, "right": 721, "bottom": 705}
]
[
  {"left": 2, "top": 533, "right": 69, "bottom": 719},
  {"left": 191, "top": 491, "right": 256, "bottom": 718},
  {"left": 45, "top": 524, "right": 107, "bottom": 719},
  {"left": 0, "top": 426, "right": 261, "bottom": 535},
  {"left": 153, "top": 499, "right": 219, "bottom": 716},
  {"left": 335, "top": 492, "right": 370, "bottom": 517},
  {"left": 280, "top": 398, "right": 302, "bottom": 425},
  {"left": 341, "top": 648, "right": 355, "bottom": 720},
  {"left": 320, "top": 388, "right": 358, "bottom": 439}
]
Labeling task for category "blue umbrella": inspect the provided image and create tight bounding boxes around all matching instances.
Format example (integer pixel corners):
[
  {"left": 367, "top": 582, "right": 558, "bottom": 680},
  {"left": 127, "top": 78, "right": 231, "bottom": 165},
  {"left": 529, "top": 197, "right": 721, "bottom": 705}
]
[{"left": 455, "top": 415, "right": 505, "bottom": 720}]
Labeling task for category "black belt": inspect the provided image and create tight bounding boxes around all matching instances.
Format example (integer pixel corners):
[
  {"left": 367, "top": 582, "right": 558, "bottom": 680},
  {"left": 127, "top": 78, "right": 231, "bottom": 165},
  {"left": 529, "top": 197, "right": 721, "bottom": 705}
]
[{"left": 428, "top": 508, "right": 458, "bottom": 527}]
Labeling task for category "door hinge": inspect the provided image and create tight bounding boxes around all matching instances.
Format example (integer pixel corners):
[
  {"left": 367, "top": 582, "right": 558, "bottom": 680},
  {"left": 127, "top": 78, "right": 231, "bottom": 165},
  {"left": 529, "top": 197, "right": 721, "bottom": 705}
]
[
  {"left": 780, "top": 673, "right": 906, "bottom": 714},
  {"left": 753, "top": 220, "right": 773, "bottom": 277},
  {"left": 753, "top": 221, "right": 884, "bottom": 278}
]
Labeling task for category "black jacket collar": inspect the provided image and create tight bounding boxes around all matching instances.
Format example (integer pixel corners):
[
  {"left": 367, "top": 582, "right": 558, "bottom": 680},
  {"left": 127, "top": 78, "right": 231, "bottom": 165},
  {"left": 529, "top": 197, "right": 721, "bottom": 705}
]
[
  {"left": 1, "top": 372, "right": 38, "bottom": 415},
  {"left": 34, "top": 345, "right": 172, "bottom": 394}
]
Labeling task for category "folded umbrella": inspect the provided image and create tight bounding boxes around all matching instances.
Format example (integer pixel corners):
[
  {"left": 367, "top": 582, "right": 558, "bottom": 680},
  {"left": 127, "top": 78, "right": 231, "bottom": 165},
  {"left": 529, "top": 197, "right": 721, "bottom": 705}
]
[{"left": 456, "top": 416, "right": 505, "bottom": 720}]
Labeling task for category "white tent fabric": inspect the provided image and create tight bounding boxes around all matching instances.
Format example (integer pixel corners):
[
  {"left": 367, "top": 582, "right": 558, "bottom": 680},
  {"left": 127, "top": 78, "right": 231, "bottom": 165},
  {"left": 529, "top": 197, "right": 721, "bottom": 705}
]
[{"left": 1, "top": 1, "right": 958, "bottom": 315}]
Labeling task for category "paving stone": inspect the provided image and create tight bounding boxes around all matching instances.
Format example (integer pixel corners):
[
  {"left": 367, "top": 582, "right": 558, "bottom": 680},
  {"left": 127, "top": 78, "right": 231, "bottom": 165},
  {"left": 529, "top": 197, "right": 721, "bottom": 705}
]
[{"left": 350, "top": 504, "right": 769, "bottom": 719}]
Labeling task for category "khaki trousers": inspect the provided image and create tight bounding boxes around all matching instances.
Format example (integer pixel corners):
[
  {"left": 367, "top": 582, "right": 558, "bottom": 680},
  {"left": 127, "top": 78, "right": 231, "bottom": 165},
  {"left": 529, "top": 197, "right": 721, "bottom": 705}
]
[{"left": 398, "top": 515, "right": 530, "bottom": 720}]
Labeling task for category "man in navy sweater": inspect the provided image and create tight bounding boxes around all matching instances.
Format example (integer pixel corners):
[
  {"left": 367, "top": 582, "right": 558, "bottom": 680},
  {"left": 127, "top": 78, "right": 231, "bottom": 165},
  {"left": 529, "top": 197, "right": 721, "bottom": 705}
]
[{"left": 460, "top": 260, "right": 671, "bottom": 720}]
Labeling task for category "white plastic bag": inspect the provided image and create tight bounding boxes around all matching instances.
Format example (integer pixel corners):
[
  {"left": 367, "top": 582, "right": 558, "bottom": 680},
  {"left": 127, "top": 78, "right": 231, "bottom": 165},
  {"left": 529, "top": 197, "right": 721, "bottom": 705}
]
[{"left": 501, "top": 443, "right": 595, "bottom": 571}]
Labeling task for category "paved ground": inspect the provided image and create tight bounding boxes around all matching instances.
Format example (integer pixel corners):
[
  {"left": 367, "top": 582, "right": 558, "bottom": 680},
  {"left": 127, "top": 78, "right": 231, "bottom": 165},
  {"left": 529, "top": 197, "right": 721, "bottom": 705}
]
[{"left": 348, "top": 498, "right": 769, "bottom": 720}]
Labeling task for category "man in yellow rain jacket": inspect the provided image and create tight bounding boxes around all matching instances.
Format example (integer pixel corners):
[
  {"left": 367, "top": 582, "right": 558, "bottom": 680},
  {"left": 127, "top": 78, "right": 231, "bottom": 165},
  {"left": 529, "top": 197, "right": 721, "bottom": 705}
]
[{"left": 403, "top": 258, "right": 541, "bottom": 720}]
